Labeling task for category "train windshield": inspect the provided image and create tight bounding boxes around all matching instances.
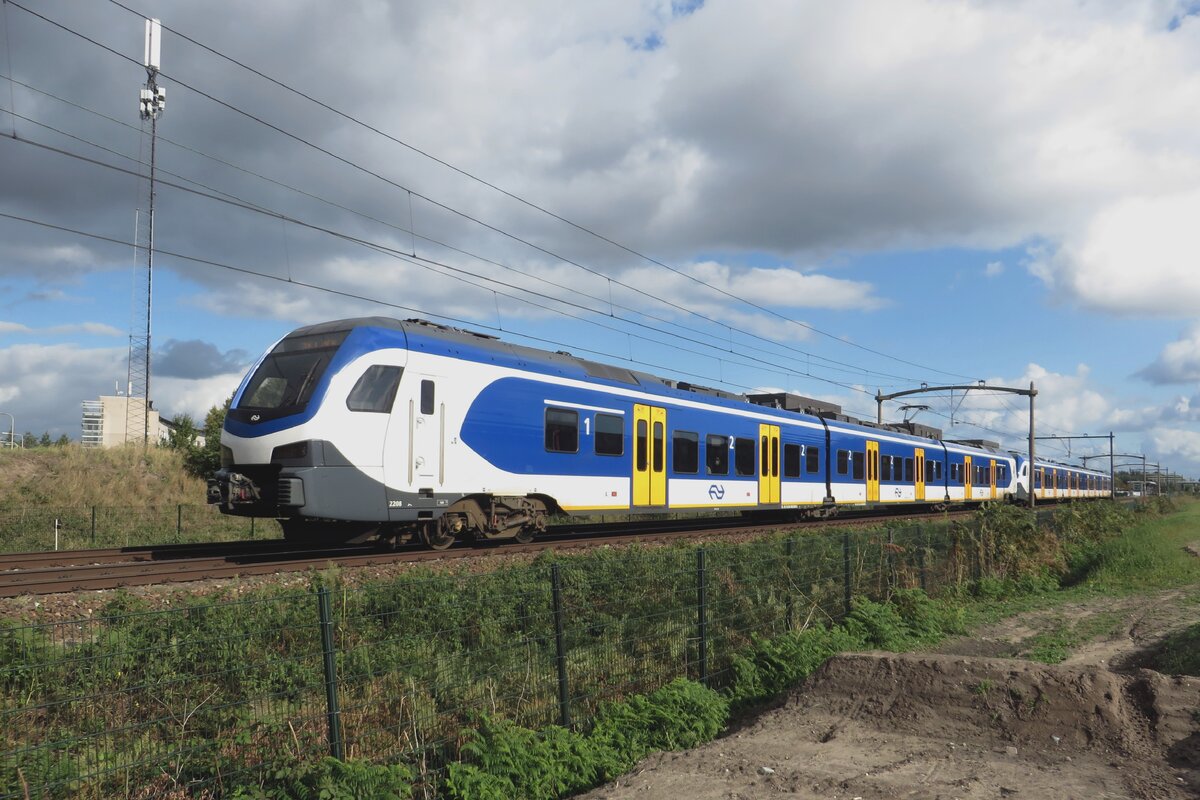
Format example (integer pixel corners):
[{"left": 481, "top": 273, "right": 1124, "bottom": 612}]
[{"left": 234, "top": 330, "right": 349, "bottom": 419}]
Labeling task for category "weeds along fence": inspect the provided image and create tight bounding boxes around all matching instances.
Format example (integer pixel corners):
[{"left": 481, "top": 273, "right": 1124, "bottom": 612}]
[
  {"left": 0, "top": 506, "right": 262, "bottom": 552},
  {"left": 0, "top": 507, "right": 1100, "bottom": 799}
]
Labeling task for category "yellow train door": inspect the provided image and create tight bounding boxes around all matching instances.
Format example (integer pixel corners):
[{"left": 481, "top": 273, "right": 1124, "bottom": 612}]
[
  {"left": 758, "top": 424, "right": 780, "bottom": 504},
  {"left": 963, "top": 455, "right": 973, "bottom": 498},
  {"left": 633, "top": 404, "right": 667, "bottom": 507},
  {"left": 915, "top": 448, "right": 926, "bottom": 501},
  {"left": 990, "top": 459, "right": 997, "bottom": 500},
  {"left": 866, "top": 440, "right": 880, "bottom": 503}
]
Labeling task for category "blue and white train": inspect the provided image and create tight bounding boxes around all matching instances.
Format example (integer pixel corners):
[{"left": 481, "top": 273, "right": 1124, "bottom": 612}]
[{"left": 207, "top": 317, "right": 1111, "bottom": 547}]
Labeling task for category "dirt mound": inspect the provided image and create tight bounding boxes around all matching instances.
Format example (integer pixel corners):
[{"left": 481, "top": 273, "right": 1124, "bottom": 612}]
[{"left": 582, "top": 653, "right": 1200, "bottom": 800}]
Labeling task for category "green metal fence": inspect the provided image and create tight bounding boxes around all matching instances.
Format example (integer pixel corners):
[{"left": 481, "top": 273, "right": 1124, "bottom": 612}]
[
  {"left": 0, "top": 518, "right": 1017, "bottom": 798},
  {"left": 0, "top": 506, "right": 263, "bottom": 552}
]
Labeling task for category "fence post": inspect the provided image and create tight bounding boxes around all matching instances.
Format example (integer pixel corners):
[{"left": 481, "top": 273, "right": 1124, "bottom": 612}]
[
  {"left": 917, "top": 525, "right": 928, "bottom": 594},
  {"left": 886, "top": 527, "right": 896, "bottom": 597},
  {"left": 784, "top": 538, "right": 796, "bottom": 631},
  {"left": 696, "top": 548, "right": 708, "bottom": 687},
  {"left": 972, "top": 520, "right": 983, "bottom": 585},
  {"left": 550, "top": 563, "right": 571, "bottom": 728},
  {"left": 176, "top": 504, "right": 183, "bottom": 539},
  {"left": 90, "top": 506, "right": 96, "bottom": 546},
  {"left": 842, "top": 529, "right": 853, "bottom": 618},
  {"left": 316, "top": 585, "right": 344, "bottom": 760}
]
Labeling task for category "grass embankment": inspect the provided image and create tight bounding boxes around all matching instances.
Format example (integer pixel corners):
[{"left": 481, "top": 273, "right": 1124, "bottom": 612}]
[
  {"left": 960, "top": 497, "right": 1200, "bottom": 664},
  {"left": 442, "top": 498, "right": 1200, "bottom": 799},
  {"left": 0, "top": 445, "right": 259, "bottom": 550},
  {"left": 2, "top": 498, "right": 1194, "bottom": 799}
]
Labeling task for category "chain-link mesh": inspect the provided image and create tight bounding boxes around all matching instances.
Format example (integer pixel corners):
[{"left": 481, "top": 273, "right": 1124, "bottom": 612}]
[{"left": 1, "top": 516, "right": 1052, "bottom": 798}]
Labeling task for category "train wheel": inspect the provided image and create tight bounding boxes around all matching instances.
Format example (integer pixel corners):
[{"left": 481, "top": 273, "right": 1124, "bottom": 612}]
[
  {"left": 421, "top": 521, "right": 456, "bottom": 550},
  {"left": 514, "top": 527, "right": 535, "bottom": 544}
]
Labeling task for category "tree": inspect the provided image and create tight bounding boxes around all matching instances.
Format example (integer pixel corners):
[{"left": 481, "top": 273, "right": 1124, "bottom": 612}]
[
  {"left": 166, "top": 414, "right": 199, "bottom": 451},
  {"left": 55, "top": 434, "right": 70, "bottom": 447},
  {"left": 21, "top": 431, "right": 35, "bottom": 448},
  {"left": 38, "top": 432, "right": 52, "bottom": 448},
  {"left": 166, "top": 398, "right": 231, "bottom": 478}
]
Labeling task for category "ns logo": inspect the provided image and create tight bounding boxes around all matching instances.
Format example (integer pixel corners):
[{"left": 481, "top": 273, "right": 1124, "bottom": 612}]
[{"left": 708, "top": 484, "right": 725, "bottom": 500}]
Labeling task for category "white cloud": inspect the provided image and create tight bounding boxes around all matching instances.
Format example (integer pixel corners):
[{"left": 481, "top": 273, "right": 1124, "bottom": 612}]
[
  {"left": 9, "top": 0, "right": 1200, "bottom": 322},
  {"left": 984, "top": 261, "right": 1004, "bottom": 278},
  {"left": 1137, "top": 324, "right": 1200, "bottom": 384},
  {"left": 1029, "top": 190, "right": 1200, "bottom": 315},
  {"left": 1146, "top": 427, "right": 1200, "bottom": 464},
  {"left": 0, "top": 321, "right": 123, "bottom": 338},
  {"left": 0, "top": 343, "right": 127, "bottom": 437}
]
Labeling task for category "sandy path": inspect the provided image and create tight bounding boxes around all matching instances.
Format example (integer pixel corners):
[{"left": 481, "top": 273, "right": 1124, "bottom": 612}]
[{"left": 580, "top": 584, "right": 1200, "bottom": 800}]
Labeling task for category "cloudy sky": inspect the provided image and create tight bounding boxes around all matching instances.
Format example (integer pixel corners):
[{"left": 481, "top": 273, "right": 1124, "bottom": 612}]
[{"left": 2, "top": 0, "right": 1200, "bottom": 476}]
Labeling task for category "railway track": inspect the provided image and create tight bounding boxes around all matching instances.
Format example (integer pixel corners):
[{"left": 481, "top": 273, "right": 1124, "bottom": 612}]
[{"left": 0, "top": 509, "right": 970, "bottom": 598}]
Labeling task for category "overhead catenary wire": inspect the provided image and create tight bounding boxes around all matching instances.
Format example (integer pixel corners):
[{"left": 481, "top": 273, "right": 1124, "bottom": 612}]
[
  {"left": 0, "top": 98, "right": 934, "bottom": 390},
  {"left": 3, "top": 5, "right": 1043, "bottom": 446},
  {"left": 1, "top": 74, "right": 937, "bottom": 391},
  {"left": 100, "top": 0, "right": 979, "bottom": 383},
  {"left": 8, "top": 0, "right": 980, "bottom": 387},
  {"left": 0, "top": 118, "right": 1013, "bottom": 443},
  {"left": 0, "top": 207, "right": 901, "bottom": 409}
]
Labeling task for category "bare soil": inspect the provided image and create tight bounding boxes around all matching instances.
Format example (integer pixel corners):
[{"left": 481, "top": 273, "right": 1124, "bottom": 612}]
[{"left": 581, "top": 585, "right": 1200, "bottom": 800}]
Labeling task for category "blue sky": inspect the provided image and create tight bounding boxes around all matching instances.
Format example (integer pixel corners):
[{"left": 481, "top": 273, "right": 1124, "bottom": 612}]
[{"left": 3, "top": 0, "right": 1200, "bottom": 477}]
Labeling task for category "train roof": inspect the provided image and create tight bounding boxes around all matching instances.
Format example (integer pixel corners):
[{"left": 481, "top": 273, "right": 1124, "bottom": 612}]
[{"left": 305, "top": 317, "right": 1038, "bottom": 453}]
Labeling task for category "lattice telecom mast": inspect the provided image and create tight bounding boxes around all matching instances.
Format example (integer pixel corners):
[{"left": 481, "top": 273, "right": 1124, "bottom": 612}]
[{"left": 126, "top": 18, "right": 165, "bottom": 445}]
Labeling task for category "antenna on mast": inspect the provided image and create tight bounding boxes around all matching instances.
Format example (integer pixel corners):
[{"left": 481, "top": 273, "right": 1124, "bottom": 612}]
[{"left": 126, "top": 18, "right": 165, "bottom": 446}]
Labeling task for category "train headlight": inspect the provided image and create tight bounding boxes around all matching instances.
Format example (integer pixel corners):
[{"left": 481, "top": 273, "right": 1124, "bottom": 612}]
[
  {"left": 271, "top": 441, "right": 310, "bottom": 462},
  {"left": 220, "top": 445, "right": 234, "bottom": 468}
]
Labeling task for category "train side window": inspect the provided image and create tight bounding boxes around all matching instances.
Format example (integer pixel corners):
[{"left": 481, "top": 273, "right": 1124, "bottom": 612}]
[
  {"left": 880, "top": 455, "right": 891, "bottom": 481},
  {"left": 950, "top": 463, "right": 959, "bottom": 483},
  {"left": 420, "top": 380, "right": 435, "bottom": 415},
  {"left": 935, "top": 461, "right": 943, "bottom": 481},
  {"left": 904, "top": 457, "right": 914, "bottom": 482},
  {"left": 783, "top": 443, "right": 802, "bottom": 478},
  {"left": 652, "top": 422, "right": 664, "bottom": 473},
  {"left": 852, "top": 451, "right": 865, "bottom": 480},
  {"left": 706, "top": 435, "right": 729, "bottom": 475},
  {"left": 595, "top": 413, "right": 623, "bottom": 456},
  {"left": 837, "top": 449, "right": 849, "bottom": 475},
  {"left": 545, "top": 408, "right": 578, "bottom": 453},
  {"left": 673, "top": 430, "right": 699, "bottom": 474},
  {"left": 636, "top": 419, "right": 648, "bottom": 471},
  {"left": 925, "top": 460, "right": 934, "bottom": 483},
  {"left": 734, "top": 437, "right": 755, "bottom": 476},
  {"left": 806, "top": 446, "right": 820, "bottom": 474},
  {"left": 346, "top": 365, "right": 403, "bottom": 413}
]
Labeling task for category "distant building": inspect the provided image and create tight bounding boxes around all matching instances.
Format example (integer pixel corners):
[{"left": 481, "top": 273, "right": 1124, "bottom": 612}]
[{"left": 80, "top": 396, "right": 167, "bottom": 448}]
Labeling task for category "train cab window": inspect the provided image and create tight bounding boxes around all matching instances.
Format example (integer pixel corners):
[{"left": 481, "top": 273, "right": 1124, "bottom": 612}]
[
  {"left": 784, "top": 444, "right": 802, "bottom": 478},
  {"left": 852, "top": 451, "right": 865, "bottom": 480},
  {"left": 545, "top": 408, "right": 578, "bottom": 453},
  {"left": 837, "top": 449, "right": 850, "bottom": 475},
  {"left": 420, "top": 380, "right": 435, "bottom": 415},
  {"left": 806, "top": 446, "right": 821, "bottom": 474},
  {"left": 595, "top": 413, "right": 623, "bottom": 456},
  {"left": 706, "top": 435, "right": 729, "bottom": 475},
  {"left": 346, "top": 365, "right": 403, "bottom": 413},
  {"left": 673, "top": 431, "right": 699, "bottom": 474},
  {"left": 734, "top": 437, "right": 756, "bottom": 476},
  {"left": 904, "top": 457, "right": 914, "bottom": 482}
]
